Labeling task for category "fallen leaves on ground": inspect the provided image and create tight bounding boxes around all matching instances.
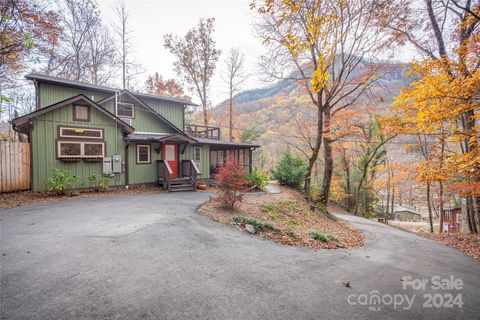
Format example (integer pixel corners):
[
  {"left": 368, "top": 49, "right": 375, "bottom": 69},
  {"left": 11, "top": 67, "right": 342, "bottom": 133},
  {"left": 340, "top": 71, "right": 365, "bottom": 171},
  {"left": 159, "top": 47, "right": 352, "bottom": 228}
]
[
  {"left": 418, "top": 232, "right": 480, "bottom": 260},
  {"left": 199, "top": 185, "right": 364, "bottom": 250},
  {"left": 0, "top": 185, "right": 165, "bottom": 210}
]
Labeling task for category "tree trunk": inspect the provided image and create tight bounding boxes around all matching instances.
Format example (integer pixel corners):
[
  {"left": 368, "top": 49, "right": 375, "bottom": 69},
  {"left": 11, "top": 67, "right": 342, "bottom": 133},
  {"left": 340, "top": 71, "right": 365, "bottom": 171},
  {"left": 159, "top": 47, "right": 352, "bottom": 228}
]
[
  {"left": 229, "top": 83, "right": 233, "bottom": 141},
  {"left": 304, "top": 104, "right": 324, "bottom": 198},
  {"left": 474, "top": 196, "right": 480, "bottom": 235},
  {"left": 426, "top": 182, "right": 434, "bottom": 233},
  {"left": 466, "top": 196, "right": 476, "bottom": 233},
  {"left": 439, "top": 180, "right": 444, "bottom": 233},
  {"left": 320, "top": 107, "right": 333, "bottom": 205},
  {"left": 390, "top": 186, "right": 395, "bottom": 216},
  {"left": 341, "top": 151, "right": 352, "bottom": 211}
]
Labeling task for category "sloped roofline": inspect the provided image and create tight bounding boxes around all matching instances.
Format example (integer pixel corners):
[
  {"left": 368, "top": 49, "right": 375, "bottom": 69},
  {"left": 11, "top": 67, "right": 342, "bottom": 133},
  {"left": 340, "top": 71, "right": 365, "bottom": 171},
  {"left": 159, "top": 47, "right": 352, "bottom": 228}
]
[
  {"left": 25, "top": 72, "right": 199, "bottom": 106},
  {"left": 97, "top": 90, "right": 187, "bottom": 136},
  {"left": 11, "top": 94, "right": 135, "bottom": 134}
]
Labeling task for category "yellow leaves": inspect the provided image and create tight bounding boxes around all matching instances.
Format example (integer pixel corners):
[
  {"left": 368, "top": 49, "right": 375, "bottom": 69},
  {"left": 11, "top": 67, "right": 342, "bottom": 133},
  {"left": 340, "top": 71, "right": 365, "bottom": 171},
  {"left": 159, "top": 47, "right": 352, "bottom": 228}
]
[
  {"left": 392, "top": 59, "right": 480, "bottom": 135},
  {"left": 311, "top": 54, "right": 330, "bottom": 92}
]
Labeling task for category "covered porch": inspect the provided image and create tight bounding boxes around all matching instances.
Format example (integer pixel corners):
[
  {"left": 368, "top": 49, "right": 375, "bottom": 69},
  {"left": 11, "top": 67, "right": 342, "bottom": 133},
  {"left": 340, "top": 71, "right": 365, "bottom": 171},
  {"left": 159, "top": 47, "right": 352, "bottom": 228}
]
[{"left": 124, "top": 132, "right": 201, "bottom": 192}]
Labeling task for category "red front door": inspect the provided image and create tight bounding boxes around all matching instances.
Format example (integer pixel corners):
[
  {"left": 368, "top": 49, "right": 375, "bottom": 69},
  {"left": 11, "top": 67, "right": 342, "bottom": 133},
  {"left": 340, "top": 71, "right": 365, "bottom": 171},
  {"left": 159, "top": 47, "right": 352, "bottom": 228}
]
[{"left": 163, "top": 142, "right": 178, "bottom": 178}]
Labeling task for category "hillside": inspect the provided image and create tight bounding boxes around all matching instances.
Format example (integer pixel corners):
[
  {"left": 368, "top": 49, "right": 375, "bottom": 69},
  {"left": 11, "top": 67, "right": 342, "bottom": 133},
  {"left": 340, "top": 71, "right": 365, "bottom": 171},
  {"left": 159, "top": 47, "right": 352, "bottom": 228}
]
[{"left": 211, "top": 62, "right": 414, "bottom": 168}]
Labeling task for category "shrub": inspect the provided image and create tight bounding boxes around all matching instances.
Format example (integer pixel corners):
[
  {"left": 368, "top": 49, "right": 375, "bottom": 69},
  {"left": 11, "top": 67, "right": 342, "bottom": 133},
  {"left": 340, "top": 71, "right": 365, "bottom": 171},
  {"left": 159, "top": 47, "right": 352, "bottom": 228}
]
[
  {"left": 232, "top": 216, "right": 275, "bottom": 231},
  {"left": 245, "top": 171, "right": 268, "bottom": 190},
  {"left": 309, "top": 230, "right": 338, "bottom": 242},
  {"left": 213, "top": 157, "right": 250, "bottom": 209},
  {"left": 88, "top": 171, "right": 114, "bottom": 191},
  {"left": 47, "top": 168, "right": 78, "bottom": 195},
  {"left": 271, "top": 152, "right": 308, "bottom": 189}
]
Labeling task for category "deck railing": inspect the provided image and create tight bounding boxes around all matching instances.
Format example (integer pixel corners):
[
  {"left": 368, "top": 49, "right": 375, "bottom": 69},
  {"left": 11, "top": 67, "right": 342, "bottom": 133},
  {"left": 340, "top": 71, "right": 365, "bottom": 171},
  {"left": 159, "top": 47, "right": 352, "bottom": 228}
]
[
  {"left": 185, "top": 123, "right": 221, "bottom": 140},
  {"left": 157, "top": 160, "right": 172, "bottom": 191}
]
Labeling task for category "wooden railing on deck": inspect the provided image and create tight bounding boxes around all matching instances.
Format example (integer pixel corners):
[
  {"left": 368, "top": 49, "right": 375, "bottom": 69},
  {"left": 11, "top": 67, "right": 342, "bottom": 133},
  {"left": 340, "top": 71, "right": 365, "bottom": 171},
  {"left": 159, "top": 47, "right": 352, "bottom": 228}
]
[
  {"left": 157, "top": 160, "right": 172, "bottom": 191},
  {"left": 181, "top": 160, "right": 200, "bottom": 191},
  {"left": 185, "top": 124, "right": 221, "bottom": 140}
]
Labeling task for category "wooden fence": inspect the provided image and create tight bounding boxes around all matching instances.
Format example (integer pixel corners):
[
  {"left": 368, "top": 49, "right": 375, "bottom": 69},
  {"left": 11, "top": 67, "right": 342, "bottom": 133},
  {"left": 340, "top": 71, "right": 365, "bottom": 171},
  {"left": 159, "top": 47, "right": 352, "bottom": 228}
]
[{"left": 0, "top": 142, "right": 31, "bottom": 193}]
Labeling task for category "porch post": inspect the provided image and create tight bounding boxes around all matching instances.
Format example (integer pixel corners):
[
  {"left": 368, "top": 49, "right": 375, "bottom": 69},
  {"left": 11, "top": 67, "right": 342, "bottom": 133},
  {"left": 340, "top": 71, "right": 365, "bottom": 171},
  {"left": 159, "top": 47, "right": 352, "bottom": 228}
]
[{"left": 249, "top": 148, "right": 253, "bottom": 173}]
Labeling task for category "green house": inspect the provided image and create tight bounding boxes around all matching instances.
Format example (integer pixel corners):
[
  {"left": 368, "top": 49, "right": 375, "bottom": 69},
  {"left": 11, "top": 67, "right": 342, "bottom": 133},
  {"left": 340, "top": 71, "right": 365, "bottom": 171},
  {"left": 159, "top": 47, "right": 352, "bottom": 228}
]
[
  {"left": 392, "top": 206, "right": 422, "bottom": 221},
  {"left": 12, "top": 73, "right": 259, "bottom": 192}
]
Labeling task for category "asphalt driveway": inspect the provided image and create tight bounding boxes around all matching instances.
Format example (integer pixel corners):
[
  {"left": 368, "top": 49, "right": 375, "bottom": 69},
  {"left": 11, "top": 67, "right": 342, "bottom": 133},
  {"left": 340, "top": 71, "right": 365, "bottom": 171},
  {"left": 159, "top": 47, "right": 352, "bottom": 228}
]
[{"left": 1, "top": 192, "right": 479, "bottom": 320}]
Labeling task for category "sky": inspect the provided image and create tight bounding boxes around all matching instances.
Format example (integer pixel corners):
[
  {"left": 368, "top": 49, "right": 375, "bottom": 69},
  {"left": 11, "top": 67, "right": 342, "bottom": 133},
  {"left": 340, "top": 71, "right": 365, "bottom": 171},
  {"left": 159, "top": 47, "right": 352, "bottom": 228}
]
[
  {"left": 97, "top": 0, "right": 267, "bottom": 105},
  {"left": 96, "top": 0, "right": 419, "bottom": 106}
]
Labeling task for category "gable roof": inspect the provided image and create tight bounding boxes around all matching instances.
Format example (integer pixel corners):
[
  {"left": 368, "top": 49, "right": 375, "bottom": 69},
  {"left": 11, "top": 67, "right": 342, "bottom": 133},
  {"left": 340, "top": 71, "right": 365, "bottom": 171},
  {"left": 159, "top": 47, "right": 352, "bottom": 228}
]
[
  {"left": 11, "top": 94, "right": 135, "bottom": 134},
  {"left": 97, "top": 90, "right": 187, "bottom": 136},
  {"left": 25, "top": 72, "right": 198, "bottom": 106},
  {"left": 393, "top": 206, "right": 420, "bottom": 215}
]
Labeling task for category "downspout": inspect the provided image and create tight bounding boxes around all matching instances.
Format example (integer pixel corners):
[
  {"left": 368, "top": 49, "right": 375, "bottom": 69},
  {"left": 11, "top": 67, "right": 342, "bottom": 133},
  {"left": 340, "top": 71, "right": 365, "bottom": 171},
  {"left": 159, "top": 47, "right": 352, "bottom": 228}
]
[
  {"left": 114, "top": 90, "right": 119, "bottom": 185},
  {"left": 125, "top": 142, "right": 129, "bottom": 186},
  {"left": 28, "top": 124, "right": 33, "bottom": 191},
  {"left": 115, "top": 90, "right": 118, "bottom": 154}
]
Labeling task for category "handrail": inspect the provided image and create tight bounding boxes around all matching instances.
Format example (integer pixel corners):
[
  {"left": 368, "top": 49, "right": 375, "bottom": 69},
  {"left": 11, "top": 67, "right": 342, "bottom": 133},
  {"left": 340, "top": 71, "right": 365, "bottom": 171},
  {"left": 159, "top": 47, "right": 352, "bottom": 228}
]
[
  {"left": 164, "top": 161, "right": 173, "bottom": 175},
  {"left": 181, "top": 159, "right": 200, "bottom": 191},
  {"left": 190, "top": 159, "right": 200, "bottom": 175},
  {"left": 157, "top": 160, "right": 172, "bottom": 191}
]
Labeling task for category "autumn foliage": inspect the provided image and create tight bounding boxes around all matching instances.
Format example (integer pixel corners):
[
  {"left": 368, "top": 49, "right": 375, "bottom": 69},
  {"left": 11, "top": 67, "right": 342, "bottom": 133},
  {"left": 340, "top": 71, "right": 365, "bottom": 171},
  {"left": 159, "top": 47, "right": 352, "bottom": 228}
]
[
  {"left": 145, "top": 72, "right": 187, "bottom": 99},
  {"left": 213, "top": 157, "right": 250, "bottom": 209}
]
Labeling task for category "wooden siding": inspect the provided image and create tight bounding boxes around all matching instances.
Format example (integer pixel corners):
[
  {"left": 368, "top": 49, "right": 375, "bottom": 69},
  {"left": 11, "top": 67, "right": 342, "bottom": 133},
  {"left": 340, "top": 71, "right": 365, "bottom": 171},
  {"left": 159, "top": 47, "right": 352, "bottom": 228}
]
[
  {"left": 0, "top": 142, "right": 30, "bottom": 192},
  {"left": 39, "top": 84, "right": 184, "bottom": 131},
  {"left": 141, "top": 98, "right": 184, "bottom": 130},
  {"left": 127, "top": 143, "right": 162, "bottom": 184},
  {"left": 127, "top": 144, "right": 210, "bottom": 184},
  {"left": 117, "top": 96, "right": 175, "bottom": 133},
  {"left": 31, "top": 104, "right": 125, "bottom": 191},
  {"left": 180, "top": 144, "right": 210, "bottom": 179},
  {"left": 39, "top": 83, "right": 110, "bottom": 108}
]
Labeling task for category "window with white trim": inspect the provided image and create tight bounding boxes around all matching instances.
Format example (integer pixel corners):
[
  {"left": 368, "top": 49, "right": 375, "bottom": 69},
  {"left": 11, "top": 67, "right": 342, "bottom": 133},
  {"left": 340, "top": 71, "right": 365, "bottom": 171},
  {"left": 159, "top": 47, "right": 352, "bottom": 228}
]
[
  {"left": 136, "top": 144, "right": 151, "bottom": 164},
  {"left": 74, "top": 105, "right": 89, "bottom": 121},
  {"left": 194, "top": 147, "right": 201, "bottom": 161},
  {"left": 59, "top": 127, "right": 103, "bottom": 139},
  {"left": 57, "top": 141, "right": 105, "bottom": 158},
  {"left": 117, "top": 102, "right": 134, "bottom": 118}
]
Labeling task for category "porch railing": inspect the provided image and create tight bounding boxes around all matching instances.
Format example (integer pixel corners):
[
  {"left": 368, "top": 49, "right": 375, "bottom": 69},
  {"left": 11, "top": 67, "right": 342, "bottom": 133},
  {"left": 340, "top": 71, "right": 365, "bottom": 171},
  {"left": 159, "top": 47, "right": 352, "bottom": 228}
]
[
  {"left": 185, "top": 123, "right": 221, "bottom": 140},
  {"left": 157, "top": 160, "right": 172, "bottom": 191},
  {"left": 181, "top": 159, "right": 200, "bottom": 191}
]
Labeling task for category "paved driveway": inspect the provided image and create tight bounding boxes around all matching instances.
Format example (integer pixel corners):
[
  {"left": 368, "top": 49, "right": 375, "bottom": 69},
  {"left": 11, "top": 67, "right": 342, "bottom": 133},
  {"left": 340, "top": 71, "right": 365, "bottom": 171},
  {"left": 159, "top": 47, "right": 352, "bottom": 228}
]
[{"left": 1, "top": 193, "right": 479, "bottom": 320}]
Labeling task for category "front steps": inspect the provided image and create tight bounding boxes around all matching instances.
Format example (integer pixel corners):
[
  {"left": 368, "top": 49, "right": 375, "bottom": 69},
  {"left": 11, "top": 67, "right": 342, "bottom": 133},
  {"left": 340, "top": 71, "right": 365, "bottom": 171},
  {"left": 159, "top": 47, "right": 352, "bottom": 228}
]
[{"left": 167, "top": 177, "right": 196, "bottom": 192}]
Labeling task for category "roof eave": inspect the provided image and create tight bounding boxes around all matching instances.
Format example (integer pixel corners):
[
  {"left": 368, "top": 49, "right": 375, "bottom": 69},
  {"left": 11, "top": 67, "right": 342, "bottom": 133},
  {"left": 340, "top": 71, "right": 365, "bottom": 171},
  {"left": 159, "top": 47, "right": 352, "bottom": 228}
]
[{"left": 25, "top": 73, "right": 198, "bottom": 106}]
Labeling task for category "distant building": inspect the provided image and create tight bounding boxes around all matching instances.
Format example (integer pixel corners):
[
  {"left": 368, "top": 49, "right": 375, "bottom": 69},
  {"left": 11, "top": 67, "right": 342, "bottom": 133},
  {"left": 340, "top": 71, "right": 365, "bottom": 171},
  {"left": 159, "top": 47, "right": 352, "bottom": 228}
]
[
  {"left": 443, "top": 208, "right": 462, "bottom": 233},
  {"left": 392, "top": 206, "right": 422, "bottom": 221}
]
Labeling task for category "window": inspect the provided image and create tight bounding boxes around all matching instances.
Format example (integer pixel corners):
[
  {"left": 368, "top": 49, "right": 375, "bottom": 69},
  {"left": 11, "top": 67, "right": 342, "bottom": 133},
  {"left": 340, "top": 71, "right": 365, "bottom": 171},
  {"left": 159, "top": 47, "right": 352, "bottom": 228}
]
[
  {"left": 73, "top": 105, "right": 90, "bottom": 121},
  {"left": 84, "top": 143, "right": 104, "bottom": 156},
  {"left": 59, "top": 127, "right": 103, "bottom": 139},
  {"left": 117, "top": 102, "right": 134, "bottom": 118},
  {"left": 59, "top": 142, "right": 81, "bottom": 157},
  {"left": 194, "top": 147, "right": 201, "bottom": 161},
  {"left": 57, "top": 141, "right": 104, "bottom": 158},
  {"left": 164, "top": 144, "right": 175, "bottom": 161},
  {"left": 136, "top": 144, "right": 151, "bottom": 164}
]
